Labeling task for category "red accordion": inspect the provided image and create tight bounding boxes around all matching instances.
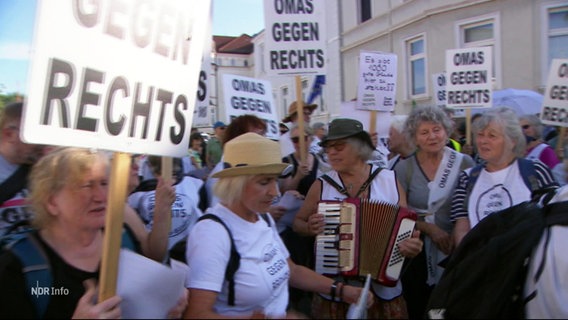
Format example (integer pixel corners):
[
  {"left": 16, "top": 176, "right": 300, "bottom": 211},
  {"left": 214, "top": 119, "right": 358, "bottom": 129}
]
[{"left": 314, "top": 198, "right": 417, "bottom": 287}]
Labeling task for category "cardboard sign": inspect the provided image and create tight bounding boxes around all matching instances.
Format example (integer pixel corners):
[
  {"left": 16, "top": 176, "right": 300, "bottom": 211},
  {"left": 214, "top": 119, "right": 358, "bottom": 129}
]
[
  {"left": 22, "top": 0, "right": 210, "bottom": 157},
  {"left": 263, "top": 0, "right": 327, "bottom": 76},
  {"left": 445, "top": 47, "right": 493, "bottom": 109},
  {"left": 222, "top": 74, "right": 279, "bottom": 140},
  {"left": 356, "top": 51, "right": 397, "bottom": 111},
  {"left": 540, "top": 59, "right": 568, "bottom": 127}
]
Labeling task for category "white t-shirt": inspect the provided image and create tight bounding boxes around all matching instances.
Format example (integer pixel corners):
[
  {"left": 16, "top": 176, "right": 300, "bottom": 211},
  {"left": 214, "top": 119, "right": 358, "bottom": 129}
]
[
  {"left": 128, "top": 176, "right": 204, "bottom": 250},
  {"left": 0, "top": 155, "right": 33, "bottom": 236},
  {"left": 465, "top": 162, "right": 531, "bottom": 228},
  {"left": 186, "top": 204, "right": 291, "bottom": 318}
]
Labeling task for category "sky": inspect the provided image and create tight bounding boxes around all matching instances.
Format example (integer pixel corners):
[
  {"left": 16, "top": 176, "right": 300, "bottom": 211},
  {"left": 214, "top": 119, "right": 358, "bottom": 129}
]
[{"left": 0, "top": 0, "right": 264, "bottom": 95}]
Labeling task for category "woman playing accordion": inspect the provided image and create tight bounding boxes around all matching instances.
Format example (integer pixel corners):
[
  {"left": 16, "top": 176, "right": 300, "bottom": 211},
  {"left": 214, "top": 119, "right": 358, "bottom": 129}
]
[{"left": 293, "top": 118, "right": 423, "bottom": 319}]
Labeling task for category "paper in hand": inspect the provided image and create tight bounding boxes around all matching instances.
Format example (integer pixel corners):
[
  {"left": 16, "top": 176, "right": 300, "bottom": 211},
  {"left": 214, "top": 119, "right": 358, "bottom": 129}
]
[{"left": 346, "top": 274, "right": 372, "bottom": 319}]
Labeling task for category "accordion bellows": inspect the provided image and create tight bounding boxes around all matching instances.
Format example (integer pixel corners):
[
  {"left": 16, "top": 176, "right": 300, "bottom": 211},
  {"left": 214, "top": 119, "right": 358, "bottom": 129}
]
[{"left": 315, "top": 198, "right": 417, "bottom": 287}]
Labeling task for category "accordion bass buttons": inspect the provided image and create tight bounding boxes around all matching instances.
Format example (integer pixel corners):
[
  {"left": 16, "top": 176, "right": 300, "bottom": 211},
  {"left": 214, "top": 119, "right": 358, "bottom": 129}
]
[{"left": 385, "top": 217, "right": 416, "bottom": 279}]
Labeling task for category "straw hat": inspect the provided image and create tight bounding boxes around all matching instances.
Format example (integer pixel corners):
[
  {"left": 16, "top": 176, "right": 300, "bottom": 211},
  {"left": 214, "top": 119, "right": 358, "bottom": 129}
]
[
  {"left": 212, "top": 133, "right": 290, "bottom": 178},
  {"left": 281, "top": 101, "right": 317, "bottom": 123},
  {"left": 320, "top": 118, "right": 375, "bottom": 150}
]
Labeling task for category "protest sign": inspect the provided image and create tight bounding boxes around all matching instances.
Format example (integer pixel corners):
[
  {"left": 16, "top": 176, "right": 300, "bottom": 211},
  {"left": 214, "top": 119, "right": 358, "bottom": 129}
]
[
  {"left": 263, "top": 0, "right": 327, "bottom": 76},
  {"left": 22, "top": 0, "right": 210, "bottom": 158},
  {"left": 445, "top": 47, "right": 492, "bottom": 109},
  {"left": 223, "top": 74, "right": 279, "bottom": 140},
  {"left": 357, "top": 51, "right": 397, "bottom": 111},
  {"left": 540, "top": 59, "right": 568, "bottom": 127}
]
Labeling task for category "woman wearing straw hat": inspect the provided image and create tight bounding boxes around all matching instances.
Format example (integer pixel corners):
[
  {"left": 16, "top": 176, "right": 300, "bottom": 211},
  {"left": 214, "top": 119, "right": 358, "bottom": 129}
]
[
  {"left": 183, "top": 133, "right": 372, "bottom": 319},
  {"left": 293, "top": 118, "right": 424, "bottom": 319}
]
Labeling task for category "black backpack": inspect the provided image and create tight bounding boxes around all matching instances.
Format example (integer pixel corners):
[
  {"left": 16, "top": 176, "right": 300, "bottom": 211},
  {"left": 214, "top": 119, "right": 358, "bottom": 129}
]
[{"left": 426, "top": 199, "right": 568, "bottom": 319}]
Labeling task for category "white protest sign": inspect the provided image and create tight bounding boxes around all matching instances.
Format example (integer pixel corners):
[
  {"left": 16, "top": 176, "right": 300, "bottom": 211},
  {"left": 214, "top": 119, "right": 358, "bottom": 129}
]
[
  {"left": 432, "top": 72, "right": 465, "bottom": 117},
  {"left": 445, "top": 47, "right": 492, "bottom": 109},
  {"left": 432, "top": 72, "right": 447, "bottom": 107},
  {"left": 193, "top": 44, "right": 213, "bottom": 127},
  {"left": 540, "top": 59, "right": 568, "bottom": 127},
  {"left": 22, "top": 0, "right": 210, "bottom": 157},
  {"left": 222, "top": 74, "right": 279, "bottom": 140},
  {"left": 263, "top": 0, "right": 327, "bottom": 76},
  {"left": 357, "top": 51, "right": 397, "bottom": 111}
]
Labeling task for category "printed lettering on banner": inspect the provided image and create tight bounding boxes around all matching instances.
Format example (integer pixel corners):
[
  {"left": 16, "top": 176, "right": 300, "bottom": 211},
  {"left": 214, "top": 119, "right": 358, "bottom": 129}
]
[{"left": 22, "top": 0, "right": 211, "bottom": 157}]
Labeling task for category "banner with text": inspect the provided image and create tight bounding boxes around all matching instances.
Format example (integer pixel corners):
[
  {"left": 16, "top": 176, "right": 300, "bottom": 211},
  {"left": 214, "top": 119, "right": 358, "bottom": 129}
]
[
  {"left": 356, "top": 51, "right": 397, "bottom": 111},
  {"left": 540, "top": 59, "right": 568, "bottom": 127},
  {"left": 432, "top": 72, "right": 465, "bottom": 117},
  {"left": 263, "top": 0, "right": 327, "bottom": 76},
  {"left": 22, "top": 0, "right": 210, "bottom": 157},
  {"left": 192, "top": 16, "right": 213, "bottom": 128},
  {"left": 222, "top": 74, "right": 279, "bottom": 140},
  {"left": 445, "top": 47, "right": 492, "bottom": 109}
]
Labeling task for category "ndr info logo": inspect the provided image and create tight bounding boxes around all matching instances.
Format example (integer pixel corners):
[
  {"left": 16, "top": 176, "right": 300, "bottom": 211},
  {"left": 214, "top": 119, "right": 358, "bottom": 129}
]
[{"left": 31, "top": 281, "right": 69, "bottom": 298}]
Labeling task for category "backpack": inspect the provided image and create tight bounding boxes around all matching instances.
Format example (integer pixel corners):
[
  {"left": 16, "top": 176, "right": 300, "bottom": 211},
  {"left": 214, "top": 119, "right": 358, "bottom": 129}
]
[
  {"left": 1, "top": 224, "right": 139, "bottom": 319},
  {"left": 175, "top": 213, "right": 270, "bottom": 306},
  {"left": 426, "top": 199, "right": 568, "bottom": 319}
]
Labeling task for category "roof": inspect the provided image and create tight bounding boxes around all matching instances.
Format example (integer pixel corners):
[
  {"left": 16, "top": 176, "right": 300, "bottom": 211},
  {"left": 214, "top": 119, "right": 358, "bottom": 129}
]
[{"left": 213, "top": 34, "right": 254, "bottom": 54}]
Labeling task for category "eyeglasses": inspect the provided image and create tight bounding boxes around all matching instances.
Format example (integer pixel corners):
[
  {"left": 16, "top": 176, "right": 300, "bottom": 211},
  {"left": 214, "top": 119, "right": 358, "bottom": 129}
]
[
  {"left": 323, "top": 140, "right": 347, "bottom": 152},
  {"left": 291, "top": 136, "right": 308, "bottom": 143},
  {"left": 522, "top": 124, "right": 531, "bottom": 130}
]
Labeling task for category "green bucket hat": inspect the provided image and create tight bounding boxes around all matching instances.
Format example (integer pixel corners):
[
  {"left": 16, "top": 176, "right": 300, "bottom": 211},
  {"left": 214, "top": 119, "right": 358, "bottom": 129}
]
[{"left": 320, "top": 118, "right": 375, "bottom": 150}]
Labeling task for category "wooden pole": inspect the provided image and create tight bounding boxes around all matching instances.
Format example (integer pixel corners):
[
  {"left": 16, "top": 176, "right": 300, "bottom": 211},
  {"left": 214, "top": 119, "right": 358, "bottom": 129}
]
[
  {"left": 161, "top": 156, "right": 173, "bottom": 181},
  {"left": 465, "top": 108, "right": 472, "bottom": 145},
  {"left": 295, "top": 75, "right": 306, "bottom": 163},
  {"left": 99, "top": 152, "right": 131, "bottom": 302},
  {"left": 370, "top": 111, "right": 377, "bottom": 140},
  {"left": 556, "top": 127, "right": 566, "bottom": 160}
]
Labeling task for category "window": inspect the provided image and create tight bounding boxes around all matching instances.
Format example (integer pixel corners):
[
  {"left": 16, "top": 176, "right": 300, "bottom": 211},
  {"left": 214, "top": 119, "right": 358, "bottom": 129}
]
[
  {"left": 360, "top": 0, "right": 371, "bottom": 23},
  {"left": 456, "top": 14, "right": 500, "bottom": 84},
  {"left": 544, "top": 5, "right": 568, "bottom": 76},
  {"left": 406, "top": 36, "right": 426, "bottom": 96}
]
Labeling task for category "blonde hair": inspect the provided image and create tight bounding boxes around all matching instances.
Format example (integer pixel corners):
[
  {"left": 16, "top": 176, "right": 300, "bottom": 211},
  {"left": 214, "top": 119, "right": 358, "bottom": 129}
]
[
  {"left": 28, "top": 147, "right": 109, "bottom": 229},
  {"left": 213, "top": 175, "right": 253, "bottom": 205}
]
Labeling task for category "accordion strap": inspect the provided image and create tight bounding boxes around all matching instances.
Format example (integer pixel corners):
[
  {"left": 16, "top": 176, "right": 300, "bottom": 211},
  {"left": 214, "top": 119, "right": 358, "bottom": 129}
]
[{"left": 321, "top": 167, "right": 382, "bottom": 198}]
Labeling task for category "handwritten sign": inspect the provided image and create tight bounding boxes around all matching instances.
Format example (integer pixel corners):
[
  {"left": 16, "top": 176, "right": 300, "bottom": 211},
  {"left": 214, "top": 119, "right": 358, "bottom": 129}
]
[
  {"left": 540, "top": 59, "right": 568, "bottom": 127},
  {"left": 445, "top": 47, "right": 493, "bottom": 109},
  {"left": 263, "top": 0, "right": 327, "bottom": 76},
  {"left": 357, "top": 51, "right": 397, "bottom": 111},
  {"left": 21, "top": 0, "right": 210, "bottom": 157},
  {"left": 222, "top": 74, "right": 279, "bottom": 140}
]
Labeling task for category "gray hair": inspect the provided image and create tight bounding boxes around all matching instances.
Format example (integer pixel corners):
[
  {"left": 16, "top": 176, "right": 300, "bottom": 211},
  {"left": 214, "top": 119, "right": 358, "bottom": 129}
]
[
  {"left": 472, "top": 107, "right": 526, "bottom": 157},
  {"left": 290, "top": 123, "right": 313, "bottom": 136},
  {"left": 347, "top": 137, "right": 374, "bottom": 161},
  {"left": 390, "top": 115, "right": 408, "bottom": 133},
  {"left": 404, "top": 106, "right": 454, "bottom": 144},
  {"left": 518, "top": 114, "right": 544, "bottom": 140},
  {"left": 311, "top": 122, "right": 326, "bottom": 131}
]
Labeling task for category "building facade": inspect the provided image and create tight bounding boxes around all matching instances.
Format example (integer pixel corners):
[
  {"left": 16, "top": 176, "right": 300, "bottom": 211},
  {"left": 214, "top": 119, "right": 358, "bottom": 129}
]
[{"left": 209, "top": 0, "right": 567, "bottom": 125}]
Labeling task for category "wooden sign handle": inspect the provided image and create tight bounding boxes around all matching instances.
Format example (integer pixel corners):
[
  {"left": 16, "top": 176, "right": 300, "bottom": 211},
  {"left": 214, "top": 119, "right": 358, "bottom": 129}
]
[
  {"left": 295, "top": 75, "right": 307, "bottom": 163},
  {"left": 99, "top": 152, "right": 131, "bottom": 302}
]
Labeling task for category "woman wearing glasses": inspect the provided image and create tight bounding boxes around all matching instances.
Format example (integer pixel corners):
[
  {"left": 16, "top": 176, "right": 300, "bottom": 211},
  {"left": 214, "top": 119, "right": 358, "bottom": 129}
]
[{"left": 293, "top": 118, "right": 423, "bottom": 319}]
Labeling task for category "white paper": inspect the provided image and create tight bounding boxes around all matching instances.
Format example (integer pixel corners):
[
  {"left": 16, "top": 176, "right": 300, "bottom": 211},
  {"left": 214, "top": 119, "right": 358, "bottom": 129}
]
[
  {"left": 117, "top": 249, "right": 186, "bottom": 319},
  {"left": 346, "top": 274, "right": 371, "bottom": 319}
]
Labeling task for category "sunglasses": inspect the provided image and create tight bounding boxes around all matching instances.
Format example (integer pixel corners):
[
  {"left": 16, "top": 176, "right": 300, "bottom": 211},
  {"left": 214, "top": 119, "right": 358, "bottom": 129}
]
[
  {"left": 522, "top": 124, "right": 531, "bottom": 130},
  {"left": 323, "top": 140, "right": 347, "bottom": 152},
  {"left": 291, "top": 136, "right": 309, "bottom": 143}
]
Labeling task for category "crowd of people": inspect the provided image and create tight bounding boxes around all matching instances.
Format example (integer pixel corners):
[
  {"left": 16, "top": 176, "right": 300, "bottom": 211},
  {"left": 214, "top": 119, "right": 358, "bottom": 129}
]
[{"left": 1, "top": 99, "right": 567, "bottom": 319}]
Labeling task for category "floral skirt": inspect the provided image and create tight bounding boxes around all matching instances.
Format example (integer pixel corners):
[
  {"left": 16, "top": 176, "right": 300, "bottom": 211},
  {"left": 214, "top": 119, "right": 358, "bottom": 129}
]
[{"left": 311, "top": 292, "right": 408, "bottom": 319}]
